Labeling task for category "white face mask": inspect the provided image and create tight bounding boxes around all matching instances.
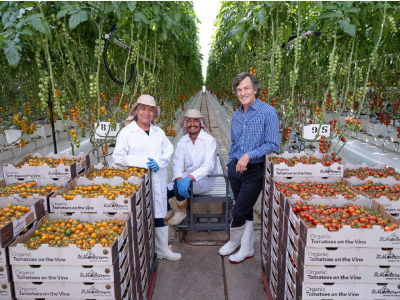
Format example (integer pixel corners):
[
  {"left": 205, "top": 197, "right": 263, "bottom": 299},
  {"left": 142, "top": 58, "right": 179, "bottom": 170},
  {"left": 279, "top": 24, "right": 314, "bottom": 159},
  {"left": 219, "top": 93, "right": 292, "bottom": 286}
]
[{"left": 184, "top": 117, "right": 204, "bottom": 128}]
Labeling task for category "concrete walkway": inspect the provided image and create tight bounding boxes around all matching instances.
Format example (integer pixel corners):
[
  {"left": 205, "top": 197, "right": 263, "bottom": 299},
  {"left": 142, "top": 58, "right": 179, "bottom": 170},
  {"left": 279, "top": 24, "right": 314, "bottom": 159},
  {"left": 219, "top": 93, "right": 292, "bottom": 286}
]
[{"left": 152, "top": 94, "right": 267, "bottom": 300}]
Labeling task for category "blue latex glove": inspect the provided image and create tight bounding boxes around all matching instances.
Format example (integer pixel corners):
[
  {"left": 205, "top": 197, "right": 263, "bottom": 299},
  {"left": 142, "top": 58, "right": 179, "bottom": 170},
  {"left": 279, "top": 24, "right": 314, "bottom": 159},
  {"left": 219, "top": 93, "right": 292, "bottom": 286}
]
[
  {"left": 177, "top": 176, "right": 192, "bottom": 199},
  {"left": 146, "top": 158, "right": 159, "bottom": 172}
]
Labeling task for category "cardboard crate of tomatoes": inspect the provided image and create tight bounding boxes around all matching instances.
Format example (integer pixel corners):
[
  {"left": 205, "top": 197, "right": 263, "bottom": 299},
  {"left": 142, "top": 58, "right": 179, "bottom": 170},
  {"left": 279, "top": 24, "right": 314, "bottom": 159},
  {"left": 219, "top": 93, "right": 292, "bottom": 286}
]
[
  {"left": 13, "top": 270, "right": 133, "bottom": 299},
  {"left": 2, "top": 152, "right": 90, "bottom": 180},
  {"left": 270, "top": 176, "right": 362, "bottom": 215},
  {"left": 349, "top": 177, "right": 400, "bottom": 214},
  {"left": 9, "top": 212, "right": 132, "bottom": 266},
  {"left": 0, "top": 177, "right": 70, "bottom": 212},
  {"left": 263, "top": 175, "right": 400, "bottom": 299},
  {"left": 9, "top": 212, "right": 135, "bottom": 300},
  {"left": 343, "top": 162, "right": 400, "bottom": 181},
  {"left": 48, "top": 177, "right": 142, "bottom": 213},
  {"left": 0, "top": 197, "right": 45, "bottom": 248},
  {"left": 266, "top": 152, "right": 343, "bottom": 178},
  {"left": 82, "top": 163, "right": 148, "bottom": 183}
]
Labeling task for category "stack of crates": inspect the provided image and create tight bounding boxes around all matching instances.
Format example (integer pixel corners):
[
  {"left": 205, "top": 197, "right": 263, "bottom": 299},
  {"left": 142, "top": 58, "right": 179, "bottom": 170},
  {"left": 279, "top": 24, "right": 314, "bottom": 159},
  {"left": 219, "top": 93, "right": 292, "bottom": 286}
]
[
  {"left": 140, "top": 172, "right": 156, "bottom": 299},
  {"left": 69, "top": 163, "right": 155, "bottom": 300},
  {"left": 2, "top": 152, "right": 90, "bottom": 212},
  {"left": 0, "top": 152, "right": 87, "bottom": 299},
  {"left": 0, "top": 197, "right": 46, "bottom": 300},
  {"left": 262, "top": 152, "right": 344, "bottom": 299},
  {"left": 262, "top": 152, "right": 400, "bottom": 299},
  {"left": 10, "top": 212, "right": 134, "bottom": 300}
]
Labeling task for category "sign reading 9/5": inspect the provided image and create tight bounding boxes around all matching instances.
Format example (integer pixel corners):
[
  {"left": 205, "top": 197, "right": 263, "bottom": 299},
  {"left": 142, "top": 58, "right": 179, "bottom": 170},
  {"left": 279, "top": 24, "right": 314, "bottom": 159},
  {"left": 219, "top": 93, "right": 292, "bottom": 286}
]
[
  {"left": 94, "top": 122, "right": 120, "bottom": 139},
  {"left": 302, "top": 124, "right": 330, "bottom": 139}
]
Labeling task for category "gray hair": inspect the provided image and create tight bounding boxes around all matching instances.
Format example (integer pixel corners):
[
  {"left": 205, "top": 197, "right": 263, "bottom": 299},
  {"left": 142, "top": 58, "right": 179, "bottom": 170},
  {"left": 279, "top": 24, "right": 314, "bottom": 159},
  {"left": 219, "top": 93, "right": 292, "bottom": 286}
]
[
  {"left": 133, "top": 104, "right": 159, "bottom": 122},
  {"left": 184, "top": 117, "right": 204, "bottom": 128},
  {"left": 232, "top": 72, "right": 260, "bottom": 98}
]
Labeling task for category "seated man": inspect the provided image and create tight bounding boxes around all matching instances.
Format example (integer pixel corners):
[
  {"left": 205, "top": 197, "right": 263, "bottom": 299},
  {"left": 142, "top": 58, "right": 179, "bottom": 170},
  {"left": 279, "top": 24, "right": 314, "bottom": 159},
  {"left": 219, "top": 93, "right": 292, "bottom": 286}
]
[{"left": 166, "top": 109, "right": 218, "bottom": 225}]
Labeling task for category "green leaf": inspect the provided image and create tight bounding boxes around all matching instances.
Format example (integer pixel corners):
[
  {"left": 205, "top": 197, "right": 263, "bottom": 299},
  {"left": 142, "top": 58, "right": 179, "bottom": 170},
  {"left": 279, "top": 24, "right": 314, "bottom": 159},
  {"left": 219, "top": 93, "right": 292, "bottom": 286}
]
[
  {"left": 342, "top": 2, "right": 353, "bottom": 8},
  {"left": 4, "top": 44, "right": 21, "bottom": 67},
  {"left": 283, "top": 25, "right": 292, "bottom": 43},
  {"left": 103, "top": 2, "right": 114, "bottom": 14},
  {"left": 28, "top": 16, "right": 52, "bottom": 40},
  {"left": 163, "top": 12, "right": 173, "bottom": 29},
  {"left": 4, "top": 21, "right": 14, "bottom": 29},
  {"left": 152, "top": 4, "right": 159, "bottom": 16},
  {"left": 254, "top": 7, "right": 266, "bottom": 24},
  {"left": 315, "top": 2, "right": 323, "bottom": 10},
  {"left": 26, "top": 13, "right": 43, "bottom": 21},
  {"left": 113, "top": 2, "right": 121, "bottom": 19},
  {"left": 338, "top": 19, "right": 356, "bottom": 37},
  {"left": 20, "top": 27, "right": 34, "bottom": 35},
  {"left": 320, "top": 12, "right": 342, "bottom": 19},
  {"left": 69, "top": 11, "right": 88, "bottom": 30},
  {"left": 348, "top": 7, "right": 360, "bottom": 13},
  {"left": 324, "top": 4, "right": 337, "bottom": 10},
  {"left": 56, "top": 9, "right": 70, "bottom": 19},
  {"left": 127, "top": 1, "right": 136, "bottom": 12}
]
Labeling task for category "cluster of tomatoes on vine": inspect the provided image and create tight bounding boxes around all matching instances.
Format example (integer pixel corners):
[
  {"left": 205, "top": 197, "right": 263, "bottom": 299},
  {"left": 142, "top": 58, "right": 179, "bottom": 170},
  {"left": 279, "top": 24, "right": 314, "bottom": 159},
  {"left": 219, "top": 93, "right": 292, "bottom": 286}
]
[
  {"left": 379, "top": 112, "right": 392, "bottom": 126},
  {"left": 292, "top": 201, "right": 398, "bottom": 232},
  {"left": 282, "top": 127, "right": 291, "bottom": 144}
]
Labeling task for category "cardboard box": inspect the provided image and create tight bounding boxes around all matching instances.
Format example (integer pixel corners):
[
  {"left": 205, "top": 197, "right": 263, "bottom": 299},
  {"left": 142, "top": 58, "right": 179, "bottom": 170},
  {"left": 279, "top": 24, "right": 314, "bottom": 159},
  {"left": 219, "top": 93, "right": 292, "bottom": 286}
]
[
  {"left": 287, "top": 249, "right": 400, "bottom": 283},
  {"left": 347, "top": 177, "right": 400, "bottom": 214},
  {"left": 12, "top": 247, "right": 133, "bottom": 283},
  {"left": 0, "top": 197, "right": 45, "bottom": 247},
  {"left": 266, "top": 152, "right": 343, "bottom": 177},
  {"left": 0, "top": 265, "right": 11, "bottom": 284},
  {"left": 0, "top": 280, "right": 13, "bottom": 299},
  {"left": 0, "top": 177, "right": 71, "bottom": 212},
  {"left": 286, "top": 231, "right": 400, "bottom": 267},
  {"left": 285, "top": 196, "right": 400, "bottom": 248},
  {"left": 343, "top": 162, "right": 397, "bottom": 181},
  {"left": 286, "top": 273, "right": 400, "bottom": 300},
  {"left": 264, "top": 173, "right": 272, "bottom": 195},
  {"left": 82, "top": 164, "right": 148, "bottom": 183},
  {"left": 3, "top": 153, "right": 90, "bottom": 180},
  {"left": 13, "top": 269, "right": 132, "bottom": 299},
  {"left": 49, "top": 177, "right": 142, "bottom": 213},
  {"left": 271, "top": 176, "right": 365, "bottom": 216},
  {"left": 10, "top": 213, "right": 132, "bottom": 266}
]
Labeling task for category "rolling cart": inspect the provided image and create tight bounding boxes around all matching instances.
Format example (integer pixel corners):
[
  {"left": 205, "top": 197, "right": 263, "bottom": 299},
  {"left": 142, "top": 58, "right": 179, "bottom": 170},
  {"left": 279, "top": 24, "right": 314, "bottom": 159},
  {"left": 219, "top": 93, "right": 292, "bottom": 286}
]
[{"left": 177, "top": 154, "right": 234, "bottom": 241}]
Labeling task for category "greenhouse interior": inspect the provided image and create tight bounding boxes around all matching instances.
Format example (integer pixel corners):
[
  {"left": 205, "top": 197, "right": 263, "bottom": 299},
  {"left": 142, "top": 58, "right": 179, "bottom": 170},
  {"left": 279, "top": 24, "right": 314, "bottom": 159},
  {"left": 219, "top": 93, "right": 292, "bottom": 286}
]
[{"left": 1, "top": 1, "right": 400, "bottom": 299}]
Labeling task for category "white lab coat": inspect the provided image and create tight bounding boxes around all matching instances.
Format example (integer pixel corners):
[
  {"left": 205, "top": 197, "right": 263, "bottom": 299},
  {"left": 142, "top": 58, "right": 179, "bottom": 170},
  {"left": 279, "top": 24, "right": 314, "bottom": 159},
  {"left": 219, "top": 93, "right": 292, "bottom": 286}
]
[
  {"left": 112, "top": 121, "right": 173, "bottom": 218},
  {"left": 172, "top": 129, "right": 218, "bottom": 194}
]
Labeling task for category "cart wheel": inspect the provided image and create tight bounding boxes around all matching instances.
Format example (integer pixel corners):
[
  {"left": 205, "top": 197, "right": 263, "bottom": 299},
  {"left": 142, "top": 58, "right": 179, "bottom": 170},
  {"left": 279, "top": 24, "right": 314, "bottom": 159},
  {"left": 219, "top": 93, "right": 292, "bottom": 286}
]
[{"left": 178, "top": 230, "right": 184, "bottom": 242}]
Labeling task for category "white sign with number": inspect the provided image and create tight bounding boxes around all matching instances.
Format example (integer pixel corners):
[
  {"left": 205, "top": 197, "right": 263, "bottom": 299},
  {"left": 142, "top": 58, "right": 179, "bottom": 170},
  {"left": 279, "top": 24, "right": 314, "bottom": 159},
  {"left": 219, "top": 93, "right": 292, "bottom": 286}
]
[
  {"left": 94, "top": 122, "right": 120, "bottom": 139},
  {"left": 302, "top": 123, "right": 330, "bottom": 139}
]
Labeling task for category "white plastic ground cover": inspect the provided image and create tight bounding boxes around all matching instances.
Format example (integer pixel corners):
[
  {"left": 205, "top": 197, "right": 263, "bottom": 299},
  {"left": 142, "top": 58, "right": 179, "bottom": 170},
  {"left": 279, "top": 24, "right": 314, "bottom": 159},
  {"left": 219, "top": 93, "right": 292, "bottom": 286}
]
[{"left": 4, "top": 130, "right": 31, "bottom": 145}]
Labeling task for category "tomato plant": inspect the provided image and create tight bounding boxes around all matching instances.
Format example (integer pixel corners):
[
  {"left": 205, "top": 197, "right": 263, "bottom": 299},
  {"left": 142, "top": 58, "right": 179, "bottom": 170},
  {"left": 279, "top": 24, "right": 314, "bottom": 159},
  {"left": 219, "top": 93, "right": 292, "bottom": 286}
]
[
  {"left": 0, "top": 2, "right": 203, "bottom": 158},
  {"left": 206, "top": 1, "right": 400, "bottom": 155}
]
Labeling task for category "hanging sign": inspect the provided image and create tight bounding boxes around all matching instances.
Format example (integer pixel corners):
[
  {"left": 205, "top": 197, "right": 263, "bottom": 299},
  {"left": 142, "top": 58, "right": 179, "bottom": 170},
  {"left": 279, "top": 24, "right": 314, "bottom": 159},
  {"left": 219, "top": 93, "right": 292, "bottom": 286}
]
[
  {"left": 302, "top": 123, "right": 330, "bottom": 139},
  {"left": 94, "top": 122, "right": 120, "bottom": 139}
]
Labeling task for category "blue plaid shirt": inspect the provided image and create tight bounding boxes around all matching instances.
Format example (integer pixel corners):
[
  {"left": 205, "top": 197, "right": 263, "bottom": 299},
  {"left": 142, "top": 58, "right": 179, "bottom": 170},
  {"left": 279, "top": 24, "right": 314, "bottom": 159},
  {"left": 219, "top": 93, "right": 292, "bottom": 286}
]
[{"left": 228, "top": 99, "right": 280, "bottom": 164}]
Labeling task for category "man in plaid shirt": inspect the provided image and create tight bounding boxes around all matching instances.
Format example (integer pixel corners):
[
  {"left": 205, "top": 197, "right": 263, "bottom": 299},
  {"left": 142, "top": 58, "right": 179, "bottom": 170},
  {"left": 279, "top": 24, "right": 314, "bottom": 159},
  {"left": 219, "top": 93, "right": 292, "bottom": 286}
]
[{"left": 219, "top": 72, "right": 280, "bottom": 264}]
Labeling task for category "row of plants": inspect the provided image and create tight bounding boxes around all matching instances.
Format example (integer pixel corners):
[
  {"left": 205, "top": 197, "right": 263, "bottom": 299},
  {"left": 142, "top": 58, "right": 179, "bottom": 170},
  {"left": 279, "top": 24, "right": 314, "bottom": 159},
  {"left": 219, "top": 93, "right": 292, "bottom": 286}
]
[
  {"left": 0, "top": 1, "right": 203, "bottom": 157},
  {"left": 206, "top": 1, "right": 400, "bottom": 155}
]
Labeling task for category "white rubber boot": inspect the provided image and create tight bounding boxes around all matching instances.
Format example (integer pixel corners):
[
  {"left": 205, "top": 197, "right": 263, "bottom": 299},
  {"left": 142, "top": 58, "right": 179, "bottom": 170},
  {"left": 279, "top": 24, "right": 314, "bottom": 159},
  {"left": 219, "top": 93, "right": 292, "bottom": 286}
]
[
  {"left": 229, "top": 221, "right": 254, "bottom": 264},
  {"left": 155, "top": 225, "right": 181, "bottom": 261},
  {"left": 167, "top": 200, "right": 187, "bottom": 226},
  {"left": 218, "top": 223, "right": 245, "bottom": 256}
]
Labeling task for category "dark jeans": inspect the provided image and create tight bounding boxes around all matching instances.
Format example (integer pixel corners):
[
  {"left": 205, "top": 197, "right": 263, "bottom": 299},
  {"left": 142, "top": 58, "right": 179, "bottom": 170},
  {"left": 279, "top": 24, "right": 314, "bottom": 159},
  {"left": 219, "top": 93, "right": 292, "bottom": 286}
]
[
  {"left": 167, "top": 181, "right": 190, "bottom": 203},
  {"left": 228, "top": 158, "right": 264, "bottom": 228}
]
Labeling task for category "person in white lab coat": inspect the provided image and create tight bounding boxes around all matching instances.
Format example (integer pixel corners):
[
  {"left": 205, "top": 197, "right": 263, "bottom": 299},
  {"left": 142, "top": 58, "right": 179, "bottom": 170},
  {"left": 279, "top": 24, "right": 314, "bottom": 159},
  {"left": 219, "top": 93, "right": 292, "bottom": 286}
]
[
  {"left": 113, "top": 95, "right": 181, "bottom": 261},
  {"left": 165, "top": 109, "right": 218, "bottom": 225}
]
